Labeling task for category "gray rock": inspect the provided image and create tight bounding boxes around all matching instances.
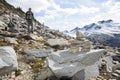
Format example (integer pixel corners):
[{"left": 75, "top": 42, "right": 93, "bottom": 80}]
[
  {"left": 84, "top": 63, "right": 99, "bottom": 80},
  {"left": 118, "top": 48, "right": 120, "bottom": 52},
  {"left": 4, "top": 37, "right": 18, "bottom": 44},
  {"left": 21, "top": 22, "right": 27, "bottom": 28},
  {"left": 24, "top": 49, "right": 52, "bottom": 58},
  {"left": 3, "top": 15, "right": 10, "bottom": 24},
  {"left": 112, "top": 73, "right": 120, "bottom": 77},
  {"left": 72, "top": 69, "right": 85, "bottom": 80},
  {"left": 72, "top": 63, "right": 99, "bottom": 80},
  {"left": 0, "top": 46, "right": 18, "bottom": 74},
  {"left": 79, "top": 50, "right": 105, "bottom": 66},
  {"left": 50, "top": 49, "right": 105, "bottom": 64},
  {"left": 112, "top": 61, "right": 119, "bottom": 64},
  {"left": 36, "top": 67, "right": 57, "bottom": 80},
  {"left": 0, "top": 20, "right": 7, "bottom": 29},
  {"left": 47, "top": 38, "right": 69, "bottom": 47},
  {"left": 112, "top": 54, "right": 120, "bottom": 62},
  {"left": 47, "top": 49, "right": 105, "bottom": 78},
  {"left": 115, "top": 70, "right": 120, "bottom": 75},
  {"left": 76, "top": 31, "right": 84, "bottom": 40},
  {"left": 47, "top": 57, "right": 83, "bottom": 78},
  {"left": 8, "top": 21, "right": 19, "bottom": 33}
]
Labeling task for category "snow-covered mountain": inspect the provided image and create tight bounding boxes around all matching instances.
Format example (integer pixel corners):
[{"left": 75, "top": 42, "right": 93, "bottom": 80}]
[{"left": 64, "top": 20, "right": 120, "bottom": 47}]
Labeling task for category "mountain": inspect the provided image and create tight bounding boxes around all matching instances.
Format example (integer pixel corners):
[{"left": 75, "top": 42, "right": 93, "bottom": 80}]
[
  {"left": 70, "top": 27, "right": 81, "bottom": 32},
  {"left": 64, "top": 19, "right": 120, "bottom": 47},
  {"left": 0, "top": 1, "right": 120, "bottom": 80}
]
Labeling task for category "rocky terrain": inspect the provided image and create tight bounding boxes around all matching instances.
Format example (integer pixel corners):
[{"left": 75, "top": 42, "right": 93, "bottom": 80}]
[{"left": 0, "top": 0, "right": 120, "bottom": 80}]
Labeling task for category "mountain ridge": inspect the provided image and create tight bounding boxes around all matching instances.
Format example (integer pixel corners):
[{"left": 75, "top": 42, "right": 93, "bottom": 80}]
[{"left": 64, "top": 19, "right": 120, "bottom": 47}]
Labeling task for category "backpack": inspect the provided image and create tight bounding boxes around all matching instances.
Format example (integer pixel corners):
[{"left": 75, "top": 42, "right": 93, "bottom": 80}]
[{"left": 26, "top": 11, "right": 33, "bottom": 20}]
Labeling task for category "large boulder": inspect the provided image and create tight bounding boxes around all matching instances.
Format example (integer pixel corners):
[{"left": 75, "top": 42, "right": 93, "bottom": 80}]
[
  {"left": 0, "top": 46, "right": 18, "bottom": 74},
  {"left": 50, "top": 49, "right": 105, "bottom": 64},
  {"left": 47, "top": 38, "right": 69, "bottom": 47},
  {"left": 47, "top": 49, "right": 105, "bottom": 79}
]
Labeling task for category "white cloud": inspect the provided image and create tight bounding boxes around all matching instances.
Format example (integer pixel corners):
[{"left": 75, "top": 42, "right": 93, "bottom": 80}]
[
  {"left": 79, "top": 5, "right": 99, "bottom": 14},
  {"left": 7, "top": 0, "right": 51, "bottom": 13},
  {"left": 90, "top": 0, "right": 120, "bottom": 23},
  {"left": 37, "top": 4, "right": 99, "bottom": 22},
  {"left": 6, "top": 0, "right": 120, "bottom": 31}
]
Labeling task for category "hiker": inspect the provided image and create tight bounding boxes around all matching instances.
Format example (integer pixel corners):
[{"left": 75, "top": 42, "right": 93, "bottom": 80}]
[{"left": 25, "top": 8, "right": 34, "bottom": 33}]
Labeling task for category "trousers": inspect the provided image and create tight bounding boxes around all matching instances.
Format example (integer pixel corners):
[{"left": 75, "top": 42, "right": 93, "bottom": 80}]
[{"left": 27, "top": 20, "right": 33, "bottom": 33}]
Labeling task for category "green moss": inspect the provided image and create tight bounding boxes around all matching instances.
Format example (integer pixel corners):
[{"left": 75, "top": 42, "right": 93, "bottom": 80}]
[
  {"left": 30, "top": 58, "right": 46, "bottom": 80},
  {"left": 28, "top": 58, "right": 45, "bottom": 73}
]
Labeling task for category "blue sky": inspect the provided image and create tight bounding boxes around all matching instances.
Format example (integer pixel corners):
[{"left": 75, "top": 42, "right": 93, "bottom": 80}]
[{"left": 6, "top": 0, "right": 120, "bottom": 31}]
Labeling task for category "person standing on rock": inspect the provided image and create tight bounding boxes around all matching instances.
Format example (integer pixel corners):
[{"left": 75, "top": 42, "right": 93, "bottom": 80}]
[{"left": 25, "top": 8, "right": 34, "bottom": 33}]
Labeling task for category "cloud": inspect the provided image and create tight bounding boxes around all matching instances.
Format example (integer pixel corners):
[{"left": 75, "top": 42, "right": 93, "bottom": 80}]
[
  {"left": 7, "top": 0, "right": 51, "bottom": 13},
  {"left": 37, "top": 3, "right": 99, "bottom": 21},
  {"left": 79, "top": 5, "right": 99, "bottom": 14},
  {"left": 6, "top": 0, "right": 120, "bottom": 31},
  {"left": 89, "top": 0, "right": 120, "bottom": 23}
]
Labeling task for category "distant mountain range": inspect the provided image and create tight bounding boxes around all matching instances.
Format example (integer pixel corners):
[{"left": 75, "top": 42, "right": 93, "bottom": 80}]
[{"left": 64, "top": 19, "right": 120, "bottom": 47}]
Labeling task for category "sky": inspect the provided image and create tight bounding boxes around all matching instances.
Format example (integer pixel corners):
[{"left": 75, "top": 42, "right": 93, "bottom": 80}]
[{"left": 6, "top": 0, "right": 120, "bottom": 31}]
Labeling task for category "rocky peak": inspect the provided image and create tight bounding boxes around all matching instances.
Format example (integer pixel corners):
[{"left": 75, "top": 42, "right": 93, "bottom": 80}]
[{"left": 98, "top": 19, "right": 113, "bottom": 24}]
